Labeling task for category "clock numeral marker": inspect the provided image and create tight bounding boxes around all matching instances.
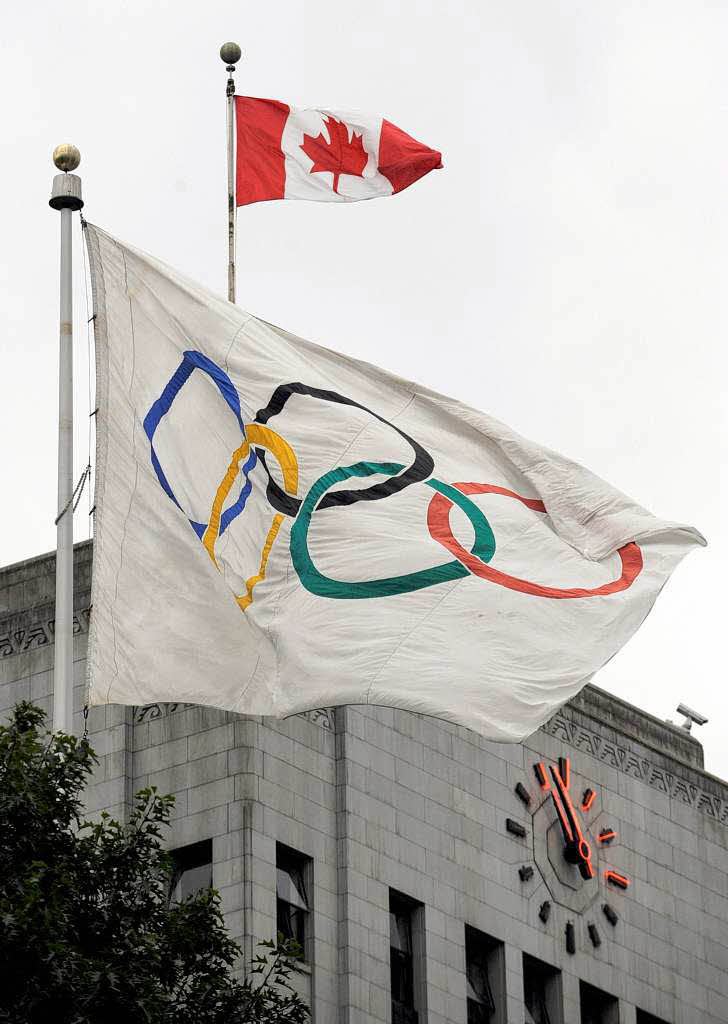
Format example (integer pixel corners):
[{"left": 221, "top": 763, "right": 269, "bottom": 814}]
[
  {"left": 518, "top": 865, "right": 534, "bottom": 882},
  {"left": 538, "top": 900, "right": 551, "bottom": 923},
  {"left": 582, "top": 788, "right": 595, "bottom": 812},
  {"left": 506, "top": 817, "right": 527, "bottom": 839},
  {"left": 588, "top": 923, "right": 602, "bottom": 948},
  {"left": 565, "top": 921, "right": 576, "bottom": 955},
  {"left": 514, "top": 781, "right": 532, "bottom": 806},
  {"left": 534, "top": 762, "right": 550, "bottom": 791},
  {"left": 598, "top": 828, "right": 617, "bottom": 844},
  {"left": 558, "top": 756, "right": 570, "bottom": 790},
  {"left": 605, "top": 870, "right": 630, "bottom": 890},
  {"left": 602, "top": 903, "right": 619, "bottom": 926}
]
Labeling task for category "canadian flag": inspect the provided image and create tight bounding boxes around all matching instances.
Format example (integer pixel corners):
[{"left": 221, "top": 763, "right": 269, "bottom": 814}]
[{"left": 235, "top": 96, "right": 443, "bottom": 206}]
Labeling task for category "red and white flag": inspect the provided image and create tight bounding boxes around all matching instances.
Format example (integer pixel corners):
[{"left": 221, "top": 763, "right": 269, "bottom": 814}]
[{"left": 234, "top": 96, "right": 443, "bottom": 206}]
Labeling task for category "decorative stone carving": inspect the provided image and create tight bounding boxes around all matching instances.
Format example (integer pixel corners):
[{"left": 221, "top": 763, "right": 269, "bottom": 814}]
[
  {"left": 300, "top": 708, "right": 334, "bottom": 730},
  {"left": 544, "top": 711, "right": 728, "bottom": 829},
  {"left": 0, "top": 605, "right": 91, "bottom": 657},
  {"left": 131, "top": 702, "right": 335, "bottom": 731},
  {"left": 134, "top": 703, "right": 189, "bottom": 723}
]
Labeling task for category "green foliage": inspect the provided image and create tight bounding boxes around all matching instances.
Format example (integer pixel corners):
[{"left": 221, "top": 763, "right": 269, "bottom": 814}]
[{"left": 0, "top": 702, "right": 310, "bottom": 1024}]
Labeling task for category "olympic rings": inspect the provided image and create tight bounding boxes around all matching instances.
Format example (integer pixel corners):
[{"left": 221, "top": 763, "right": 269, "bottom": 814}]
[{"left": 145, "top": 353, "right": 644, "bottom": 611}]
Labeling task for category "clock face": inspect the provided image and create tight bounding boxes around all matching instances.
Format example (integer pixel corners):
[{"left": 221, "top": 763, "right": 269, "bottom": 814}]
[{"left": 508, "top": 755, "right": 630, "bottom": 953}]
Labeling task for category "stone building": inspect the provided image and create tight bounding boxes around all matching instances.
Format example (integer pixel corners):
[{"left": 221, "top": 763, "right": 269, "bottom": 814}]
[{"left": 2, "top": 540, "right": 728, "bottom": 1024}]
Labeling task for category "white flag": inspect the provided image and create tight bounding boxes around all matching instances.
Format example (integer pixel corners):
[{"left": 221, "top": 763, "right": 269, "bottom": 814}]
[{"left": 85, "top": 223, "right": 704, "bottom": 742}]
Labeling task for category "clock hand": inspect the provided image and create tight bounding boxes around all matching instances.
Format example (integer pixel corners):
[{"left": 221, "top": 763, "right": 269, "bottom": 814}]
[
  {"left": 550, "top": 763, "right": 595, "bottom": 880},
  {"left": 549, "top": 785, "right": 573, "bottom": 844},
  {"left": 551, "top": 764, "right": 583, "bottom": 841}
]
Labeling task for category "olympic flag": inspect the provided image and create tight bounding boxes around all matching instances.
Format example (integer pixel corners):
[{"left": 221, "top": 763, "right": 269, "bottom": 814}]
[{"left": 85, "top": 223, "right": 704, "bottom": 741}]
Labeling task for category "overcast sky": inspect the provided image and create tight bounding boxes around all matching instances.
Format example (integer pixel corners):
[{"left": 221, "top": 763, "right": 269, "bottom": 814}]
[{"left": 2, "top": 2, "right": 726, "bottom": 775}]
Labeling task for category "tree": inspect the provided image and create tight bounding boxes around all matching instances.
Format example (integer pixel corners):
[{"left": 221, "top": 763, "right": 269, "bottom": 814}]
[{"left": 0, "top": 702, "right": 310, "bottom": 1023}]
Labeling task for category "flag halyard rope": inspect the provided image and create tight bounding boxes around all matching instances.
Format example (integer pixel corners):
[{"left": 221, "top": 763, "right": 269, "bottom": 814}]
[
  {"left": 54, "top": 461, "right": 92, "bottom": 526},
  {"left": 80, "top": 215, "right": 95, "bottom": 539}
]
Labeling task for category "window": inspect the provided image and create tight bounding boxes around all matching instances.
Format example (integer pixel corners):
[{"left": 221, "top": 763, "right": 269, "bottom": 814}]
[
  {"left": 390, "top": 890, "right": 424, "bottom": 1024},
  {"left": 580, "top": 981, "right": 619, "bottom": 1024},
  {"left": 523, "top": 953, "right": 562, "bottom": 1024},
  {"left": 636, "top": 1012, "right": 669, "bottom": 1024},
  {"left": 465, "top": 925, "right": 506, "bottom": 1024},
  {"left": 170, "top": 839, "right": 212, "bottom": 901},
  {"left": 276, "top": 843, "right": 311, "bottom": 957}
]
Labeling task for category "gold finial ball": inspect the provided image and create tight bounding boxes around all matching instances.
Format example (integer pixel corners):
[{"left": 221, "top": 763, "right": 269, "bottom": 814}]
[
  {"left": 53, "top": 144, "right": 81, "bottom": 173},
  {"left": 220, "top": 41, "right": 242, "bottom": 65}
]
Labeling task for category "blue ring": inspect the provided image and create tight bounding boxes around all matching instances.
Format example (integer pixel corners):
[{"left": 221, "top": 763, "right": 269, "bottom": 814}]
[{"left": 143, "top": 350, "right": 257, "bottom": 538}]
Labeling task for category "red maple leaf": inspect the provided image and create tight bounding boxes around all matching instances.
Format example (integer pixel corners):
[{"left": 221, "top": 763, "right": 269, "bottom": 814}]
[{"left": 300, "top": 115, "right": 369, "bottom": 194}]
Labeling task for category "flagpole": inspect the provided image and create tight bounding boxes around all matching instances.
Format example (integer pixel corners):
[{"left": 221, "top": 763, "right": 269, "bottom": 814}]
[
  {"left": 49, "top": 144, "right": 83, "bottom": 735},
  {"left": 220, "top": 42, "right": 242, "bottom": 303}
]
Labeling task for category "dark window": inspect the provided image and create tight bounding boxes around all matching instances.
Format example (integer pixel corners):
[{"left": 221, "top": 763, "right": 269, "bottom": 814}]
[
  {"left": 636, "top": 1012, "right": 669, "bottom": 1024},
  {"left": 170, "top": 839, "right": 212, "bottom": 901},
  {"left": 276, "top": 843, "right": 311, "bottom": 957},
  {"left": 465, "top": 925, "right": 505, "bottom": 1023},
  {"left": 523, "top": 953, "right": 562, "bottom": 1024},
  {"left": 580, "top": 980, "right": 619, "bottom": 1024},
  {"left": 390, "top": 890, "right": 422, "bottom": 1024}
]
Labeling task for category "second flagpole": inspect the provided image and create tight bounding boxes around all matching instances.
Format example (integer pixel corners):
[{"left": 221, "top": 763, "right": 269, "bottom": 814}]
[
  {"left": 49, "top": 144, "right": 83, "bottom": 735},
  {"left": 221, "top": 42, "right": 242, "bottom": 303}
]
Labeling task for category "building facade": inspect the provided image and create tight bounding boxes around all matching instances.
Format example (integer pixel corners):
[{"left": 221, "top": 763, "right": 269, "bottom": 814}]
[{"left": 1, "top": 541, "right": 727, "bottom": 1024}]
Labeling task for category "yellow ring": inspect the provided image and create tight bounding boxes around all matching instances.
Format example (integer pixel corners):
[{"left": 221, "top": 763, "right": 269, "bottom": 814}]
[{"left": 202, "top": 424, "right": 299, "bottom": 611}]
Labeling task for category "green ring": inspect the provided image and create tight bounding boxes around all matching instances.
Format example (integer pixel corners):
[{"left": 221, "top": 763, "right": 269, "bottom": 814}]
[{"left": 290, "top": 461, "right": 496, "bottom": 599}]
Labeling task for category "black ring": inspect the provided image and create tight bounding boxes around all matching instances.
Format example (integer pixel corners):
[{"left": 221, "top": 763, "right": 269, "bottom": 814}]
[{"left": 254, "top": 383, "right": 434, "bottom": 516}]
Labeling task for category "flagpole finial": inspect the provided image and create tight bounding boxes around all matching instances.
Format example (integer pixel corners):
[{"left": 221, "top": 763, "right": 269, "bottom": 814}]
[
  {"left": 50, "top": 145, "right": 83, "bottom": 212},
  {"left": 220, "top": 41, "right": 242, "bottom": 71},
  {"left": 53, "top": 144, "right": 81, "bottom": 173}
]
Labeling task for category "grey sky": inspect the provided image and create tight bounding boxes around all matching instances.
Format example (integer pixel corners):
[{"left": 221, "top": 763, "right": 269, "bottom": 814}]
[{"left": 2, "top": 2, "right": 726, "bottom": 774}]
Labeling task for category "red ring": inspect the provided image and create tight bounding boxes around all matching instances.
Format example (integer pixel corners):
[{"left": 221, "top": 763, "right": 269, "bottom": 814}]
[{"left": 426, "top": 482, "right": 643, "bottom": 599}]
